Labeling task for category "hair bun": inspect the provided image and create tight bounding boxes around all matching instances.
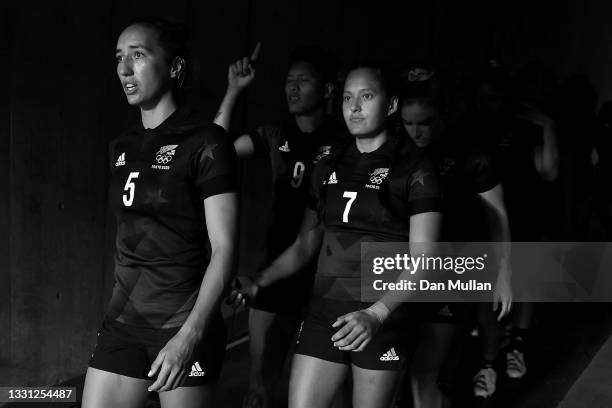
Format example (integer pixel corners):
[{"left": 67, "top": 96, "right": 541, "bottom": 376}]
[{"left": 407, "top": 68, "right": 434, "bottom": 82}]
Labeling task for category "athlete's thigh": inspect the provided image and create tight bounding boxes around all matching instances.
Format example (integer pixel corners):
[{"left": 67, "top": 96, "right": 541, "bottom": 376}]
[
  {"left": 289, "top": 354, "right": 349, "bottom": 408},
  {"left": 159, "top": 384, "right": 214, "bottom": 408},
  {"left": 351, "top": 365, "right": 400, "bottom": 408},
  {"left": 249, "top": 308, "right": 298, "bottom": 363},
  {"left": 81, "top": 367, "right": 151, "bottom": 408},
  {"left": 411, "top": 322, "right": 457, "bottom": 374}
]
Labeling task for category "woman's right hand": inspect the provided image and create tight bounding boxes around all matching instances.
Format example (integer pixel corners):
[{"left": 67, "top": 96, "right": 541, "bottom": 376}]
[
  {"left": 227, "top": 43, "right": 261, "bottom": 93},
  {"left": 226, "top": 276, "right": 260, "bottom": 308},
  {"left": 331, "top": 309, "right": 382, "bottom": 352}
]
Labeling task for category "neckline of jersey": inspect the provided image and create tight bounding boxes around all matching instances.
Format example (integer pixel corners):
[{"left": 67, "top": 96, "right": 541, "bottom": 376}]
[
  {"left": 138, "top": 105, "right": 193, "bottom": 133},
  {"left": 349, "top": 137, "right": 395, "bottom": 157}
]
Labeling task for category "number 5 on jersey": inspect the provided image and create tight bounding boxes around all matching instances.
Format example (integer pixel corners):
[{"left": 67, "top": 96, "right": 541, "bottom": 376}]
[
  {"left": 123, "top": 172, "right": 140, "bottom": 207},
  {"left": 342, "top": 191, "right": 357, "bottom": 223}
]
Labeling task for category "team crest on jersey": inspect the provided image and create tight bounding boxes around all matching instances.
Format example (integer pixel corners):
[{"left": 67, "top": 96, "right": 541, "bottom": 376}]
[
  {"left": 115, "top": 152, "right": 126, "bottom": 167},
  {"left": 365, "top": 167, "right": 389, "bottom": 190},
  {"left": 155, "top": 145, "right": 179, "bottom": 164},
  {"left": 369, "top": 168, "right": 389, "bottom": 185},
  {"left": 439, "top": 158, "right": 457, "bottom": 177},
  {"left": 314, "top": 145, "right": 332, "bottom": 163}
]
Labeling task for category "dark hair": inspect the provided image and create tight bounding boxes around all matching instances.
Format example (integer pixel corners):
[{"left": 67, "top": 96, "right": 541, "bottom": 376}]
[
  {"left": 346, "top": 59, "right": 399, "bottom": 98},
  {"left": 130, "top": 17, "right": 189, "bottom": 63},
  {"left": 400, "top": 67, "right": 444, "bottom": 112},
  {"left": 560, "top": 74, "right": 597, "bottom": 113},
  {"left": 288, "top": 46, "right": 338, "bottom": 84},
  {"left": 464, "top": 63, "right": 515, "bottom": 114},
  {"left": 513, "top": 62, "right": 558, "bottom": 114}
]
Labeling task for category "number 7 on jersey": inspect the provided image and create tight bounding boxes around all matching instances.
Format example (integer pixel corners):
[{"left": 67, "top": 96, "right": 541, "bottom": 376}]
[{"left": 342, "top": 191, "right": 357, "bottom": 223}]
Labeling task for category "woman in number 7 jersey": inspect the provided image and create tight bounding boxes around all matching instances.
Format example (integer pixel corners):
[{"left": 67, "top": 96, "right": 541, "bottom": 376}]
[
  {"left": 82, "top": 18, "right": 238, "bottom": 408},
  {"left": 237, "top": 61, "right": 442, "bottom": 408}
]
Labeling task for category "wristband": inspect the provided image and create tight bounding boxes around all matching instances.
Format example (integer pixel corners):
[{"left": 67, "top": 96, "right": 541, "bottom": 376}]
[{"left": 366, "top": 302, "right": 391, "bottom": 324}]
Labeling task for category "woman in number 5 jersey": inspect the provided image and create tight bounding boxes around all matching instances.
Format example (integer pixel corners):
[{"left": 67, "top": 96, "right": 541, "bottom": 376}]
[
  {"left": 237, "top": 61, "right": 442, "bottom": 408},
  {"left": 82, "top": 18, "right": 238, "bottom": 408}
]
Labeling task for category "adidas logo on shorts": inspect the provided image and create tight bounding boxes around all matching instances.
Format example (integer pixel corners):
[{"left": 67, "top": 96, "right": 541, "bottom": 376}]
[
  {"left": 438, "top": 304, "right": 453, "bottom": 317},
  {"left": 189, "top": 361, "right": 206, "bottom": 377},
  {"left": 380, "top": 347, "right": 400, "bottom": 361}
]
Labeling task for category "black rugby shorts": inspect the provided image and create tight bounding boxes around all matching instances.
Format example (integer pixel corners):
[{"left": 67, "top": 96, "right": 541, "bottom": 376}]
[{"left": 88, "top": 313, "right": 226, "bottom": 386}]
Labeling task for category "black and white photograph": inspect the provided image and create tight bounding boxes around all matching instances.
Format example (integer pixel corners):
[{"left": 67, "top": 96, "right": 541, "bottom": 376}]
[{"left": 2, "top": 1, "right": 612, "bottom": 407}]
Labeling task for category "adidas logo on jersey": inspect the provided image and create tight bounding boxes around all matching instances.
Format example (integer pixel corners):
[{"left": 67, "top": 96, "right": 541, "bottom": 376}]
[
  {"left": 437, "top": 304, "right": 453, "bottom": 317},
  {"left": 189, "top": 361, "right": 206, "bottom": 377},
  {"left": 279, "top": 141, "right": 291, "bottom": 152},
  {"left": 115, "top": 152, "right": 126, "bottom": 167},
  {"left": 326, "top": 172, "right": 338, "bottom": 185},
  {"left": 156, "top": 144, "right": 179, "bottom": 165},
  {"left": 369, "top": 168, "right": 389, "bottom": 185},
  {"left": 380, "top": 348, "right": 400, "bottom": 361}
]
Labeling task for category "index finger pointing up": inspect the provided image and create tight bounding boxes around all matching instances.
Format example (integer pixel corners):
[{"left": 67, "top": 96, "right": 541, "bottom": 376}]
[{"left": 250, "top": 42, "right": 262, "bottom": 62}]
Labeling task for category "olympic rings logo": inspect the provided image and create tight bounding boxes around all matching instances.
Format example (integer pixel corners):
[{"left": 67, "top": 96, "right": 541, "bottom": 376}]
[
  {"left": 370, "top": 173, "right": 388, "bottom": 185},
  {"left": 156, "top": 154, "right": 173, "bottom": 164}
]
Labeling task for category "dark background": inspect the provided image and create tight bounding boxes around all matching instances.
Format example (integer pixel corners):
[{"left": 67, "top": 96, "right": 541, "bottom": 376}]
[{"left": 1, "top": 0, "right": 610, "bottom": 387}]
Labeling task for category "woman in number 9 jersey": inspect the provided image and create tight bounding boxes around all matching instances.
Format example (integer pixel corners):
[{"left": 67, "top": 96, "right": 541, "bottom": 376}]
[{"left": 215, "top": 45, "right": 344, "bottom": 407}]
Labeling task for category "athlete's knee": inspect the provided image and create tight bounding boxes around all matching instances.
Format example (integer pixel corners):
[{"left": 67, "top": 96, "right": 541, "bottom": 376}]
[{"left": 410, "top": 372, "right": 439, "bottom": 395}]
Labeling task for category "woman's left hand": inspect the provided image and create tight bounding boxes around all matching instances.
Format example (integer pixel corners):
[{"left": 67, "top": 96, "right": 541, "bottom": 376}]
[
  {"left": 147, "top": 331, "right": 198, "bottom": 392},
  {"left": 331, "top": 309, "right": 381, "bottom": 352},
  {"left": 493, "top": 261, "right": 513, "bottom": 320}
]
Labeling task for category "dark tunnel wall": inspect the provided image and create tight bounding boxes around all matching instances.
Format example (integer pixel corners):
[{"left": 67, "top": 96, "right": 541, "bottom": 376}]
[{"left": 1, "top": 0, "right": 611, "bottom": 386}]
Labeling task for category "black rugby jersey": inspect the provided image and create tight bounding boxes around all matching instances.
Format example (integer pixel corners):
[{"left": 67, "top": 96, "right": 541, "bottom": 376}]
[
  {"left": 249, "top": 117, "right": 345, "bottom": 261},
  {"left": 426, "top": 137, "right": 499, "bottom": 241},
  {"left": 308, "top": 137, "right": 441, "bottom": 300},
  {"left": 107, "top": 107, "right": 237, "bottom": 328},
  {"left": 461, "top": 116, "right": 545, "bottom": 239}
]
